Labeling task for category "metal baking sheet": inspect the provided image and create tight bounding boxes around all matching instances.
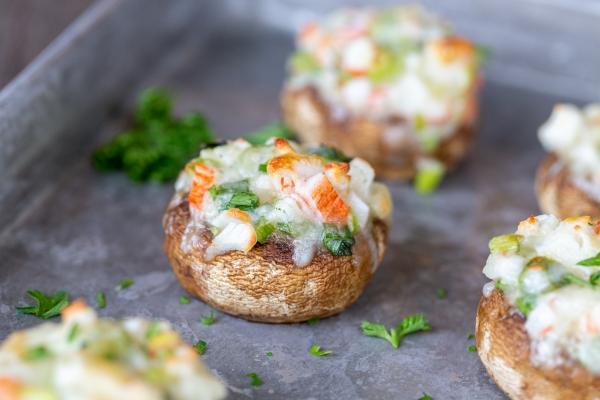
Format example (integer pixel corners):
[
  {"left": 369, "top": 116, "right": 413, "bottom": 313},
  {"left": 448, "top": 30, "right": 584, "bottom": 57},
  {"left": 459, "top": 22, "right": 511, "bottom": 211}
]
[{"left": 1, "top": 0, "right": 598, "bottom": 399}]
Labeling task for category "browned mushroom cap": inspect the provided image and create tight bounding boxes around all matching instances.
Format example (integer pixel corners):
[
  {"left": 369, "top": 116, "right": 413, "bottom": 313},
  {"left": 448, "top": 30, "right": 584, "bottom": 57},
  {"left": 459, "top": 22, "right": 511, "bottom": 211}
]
[
  {"left": 475, "top": 289, "right": 600, "bottom": 400},
  {"left": 536, "top": 153, "right": 600, "bottom": 219},
  {"left": 281, "top": 85, "right": 477, "bottom": 180},
  {"left": 163, "top": 201, "right": 388, "bottom": 323}
]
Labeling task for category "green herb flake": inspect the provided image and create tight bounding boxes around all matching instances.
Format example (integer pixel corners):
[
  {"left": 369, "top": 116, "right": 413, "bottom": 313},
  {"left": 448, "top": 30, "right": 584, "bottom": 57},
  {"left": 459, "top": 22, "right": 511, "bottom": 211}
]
[
  {"left": 179, "top": 296, "right": 190, "bottom": 305},
  {"left": 435, "top": 288, "right": 447, "bottom": 299},
  {"left": 361, "top": 314, "right": 431, "bottom": 348},
  {"left": 309, "top": 144, "right": 351, "bottom": 162},
  {"left": 246, "top": 372, "right": 263, "bottom": 386},
  {"left": 96, "top": 291, "right": 106, "bottom": 309},
  {"left": 468, "top": 345, "right": 477, "bottom": 353},
  {"left": 266, "top": 351, "right": 273, "bottom": 357},
  {"left": 467, "top": 333, "right": 475, "bottom": 340},
  {"left": 194, "top": 340, "right": 207, "bottom": 355},
  {"left": 116, "top": 278, "right": 134, "bottom": 291},
  {"left": 255, "top": 220, "right": 275, "bottom": 244},
  {"left": 225, "top": 191, "right": 259, "bottom": 211},
  {"left": 419, "top": 393, "right": 433, "bottom": 400},
  {"left": 245, "top": 122, "right": 296, "bottom": 145},
  {"left": 414, "top": 162, "right": 445, "bottom": 195},
  {"left": 577, "top": 252, "right": 600, "bottom": 267},
  {"left": 258, "top": 163, "right": 268, "bottom": 173},
  {"left": 200, "top": 311, "right": 215, "bottom": 326},
  {"left": 16, "top": 290, "right": 70, "bottom": 320},
  {"left": 590, "top": 272, "right": 600, "bottom": 286},
  {"left": 322, "top": 225, "right": 355, "bottom": 256},
  {"left": 516, "top": 295, "right": 536, "bottom": 316},
  {"left": 309, "top": 344, "right": 332, "bottom": 357},
  {"left": 307, "top": 317, "right": 320, "bottom": 326},
  {"left": 92, "top": 88, "right": 214, "bottom": 183},
  {"left": 67, "top": 323, "right": 80, "bottom": 343},
  {"left": 489, "top": 234, "right": 522, "bottom": 254},
  {"left": 23, "top": 345, "right": 52, "bottom": 361}
]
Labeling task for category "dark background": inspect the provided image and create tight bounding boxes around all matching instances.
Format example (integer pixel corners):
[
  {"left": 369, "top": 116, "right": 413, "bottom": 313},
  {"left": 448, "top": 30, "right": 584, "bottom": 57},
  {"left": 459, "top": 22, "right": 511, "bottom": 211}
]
[{"left": 0, "top": 0, "right": 93, "bottom": 88}]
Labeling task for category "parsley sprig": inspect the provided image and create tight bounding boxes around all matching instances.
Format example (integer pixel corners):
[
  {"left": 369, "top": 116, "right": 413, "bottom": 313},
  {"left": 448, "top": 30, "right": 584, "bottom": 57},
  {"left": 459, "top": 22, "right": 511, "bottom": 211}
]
[
  {"left": 16, "top": 290, "right": 70, "bottom": 319},
  {"left": 92, "top": 88, "right": 214, "bottom": 182},
  {"left": 361, "top": 314, "right": 431, "bottom": 348}
]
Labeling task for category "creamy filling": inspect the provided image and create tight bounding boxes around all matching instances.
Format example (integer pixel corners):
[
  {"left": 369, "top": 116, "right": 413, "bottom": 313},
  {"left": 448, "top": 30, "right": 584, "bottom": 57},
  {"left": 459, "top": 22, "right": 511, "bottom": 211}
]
[
  {"left": 171, "top": 139, "right": 392, "bottom": 266},
  {"left": 482, "top": 215, "right": 600, "bottom": 373},
  {"left": 0, "top": 303, "right": 226, "bottom": 400},
  {"left": 538, "top": 103, "right": 600, "bottom": 196},
  {"left": 286, "top": 6, "right": 480, "bottom": 155}
]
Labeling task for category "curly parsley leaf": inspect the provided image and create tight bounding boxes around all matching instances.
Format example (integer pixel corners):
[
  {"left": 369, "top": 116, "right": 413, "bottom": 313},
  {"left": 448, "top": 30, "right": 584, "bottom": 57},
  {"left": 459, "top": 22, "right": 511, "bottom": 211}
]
[
  {"left": 16, "top": 290, "right": 70, "bottom": 319},
  {"left": 194, "top": 340, "right": 207, "bottom": 355},
  {"left": 246, "top": 372, "right": 263, "bottom": 386},
  {"left": 361, "top": 314, "right": 431, "bottom": 348},
  {"left": 309, "top": 344, "right": 332, "bottom": 357},
  {"left": 92, "top": 88, "right": 214, "bottom": 182}
]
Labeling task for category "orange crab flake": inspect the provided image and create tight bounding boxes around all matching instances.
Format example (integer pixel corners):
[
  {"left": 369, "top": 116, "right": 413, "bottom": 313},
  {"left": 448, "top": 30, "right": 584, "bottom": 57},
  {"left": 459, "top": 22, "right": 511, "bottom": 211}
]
[
  {"left": 431, "top": 36, "right": 474, "bottom": 64},
  {"left": 310, "top": 174, "right": 350, "bottom": 224},
  {"left": 225, "top": 208, "right": 252, "bottom": 223},
  {"left": 188, "top": 162, "right": 215, "bottom": 210}
]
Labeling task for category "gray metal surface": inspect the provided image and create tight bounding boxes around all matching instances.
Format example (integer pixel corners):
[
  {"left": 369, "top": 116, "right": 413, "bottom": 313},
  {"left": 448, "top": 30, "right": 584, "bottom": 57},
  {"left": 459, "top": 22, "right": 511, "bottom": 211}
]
[{"left": 0, "top": 0, "right": 593, "bottom": 399}]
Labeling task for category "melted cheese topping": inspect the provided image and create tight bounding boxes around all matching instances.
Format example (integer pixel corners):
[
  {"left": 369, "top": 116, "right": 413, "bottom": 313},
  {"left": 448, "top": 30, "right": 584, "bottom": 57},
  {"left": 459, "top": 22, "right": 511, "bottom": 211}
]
[
  {"left": 539, "top": 103, "right": 600, "bottom": 198},
  {"left": 482, "top": 215, "right": 600, "bottom": 373},
  {"left": 171, "top": 139, "right": 392, "bottom": 266},
  {"left": 286, "top": 6, "right": 480, "bottom": 153},
  {"left": 0, "top": 302, "right": 226, "bottom": 399}
]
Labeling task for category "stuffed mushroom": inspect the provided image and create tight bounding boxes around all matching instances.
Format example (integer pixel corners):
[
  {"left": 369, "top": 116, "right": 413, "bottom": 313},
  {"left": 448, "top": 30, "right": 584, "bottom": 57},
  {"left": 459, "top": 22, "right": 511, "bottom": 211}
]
[
  {"left": 0, "top": 301, "right": 226, "bottom": 400},
  {"left": 536, "top": 104, "right": 600, "bottom": 218},
  {"left": 476, "top": 215, "right": 600, "bottom": 399},
  {"left": 281, "top": 6, "right": 482, "bottom": 191},
  {"left": 163, "top": 138, "right": 391, "bottom": 323}
]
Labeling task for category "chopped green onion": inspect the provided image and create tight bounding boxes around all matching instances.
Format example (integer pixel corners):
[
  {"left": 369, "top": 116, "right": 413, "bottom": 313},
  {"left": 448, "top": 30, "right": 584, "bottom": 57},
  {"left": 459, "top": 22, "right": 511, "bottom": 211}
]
[
  {"left": 23, "top": 345, "right": 52, "bottom": 361},
  {"left": 179, "top": 296, "right": 190, "bottom": 305},
  {"left": 258, "top": 163, "right": 267, "bottom": 173},
  {"left": 322, "top": 225, "right": 355, "bottom": 256},
  {"left": 290, "top": 51, "right": 319, "bottom": 74},
  {"left": 146, "top": 322, "right": 161, "bottom": 339},
  {"left": 116, "top": 278, "right": 133, "bottom": 291},
  {"left": 489, "top": 234, "right": 522, "bottom": 254},
  {"left": 256, "top": 220, "right": 275, "bottom": 244},
  {"left": 224, "top": 191, "right": 259, "bottom": 211},
  {"left": 309, "top": 344, "right": 332, "bottom": 357},
  {"left": 266, "top": 351, "right": 273, "bottom": 357},
  {"left": 467, "top": 345, "right": 477, "bottom": 353},
  {"left": 515, "top": 295, "right": 536, "bottom": 316},
  {"left": 590, "top": 272, "right": 600, "bottom": 286},
  {"left": 67, "top": 323, "right": 80, "bottom": 343},
  {"left": 414, "top": 114, "right": 426, "bottom": 132},
  {"left": 577, "top": 252, "right": 600, "bottom": 266},
  {"left": 246, "top": 372, "right": 263, "bottom": 386},
  {"left": 414, "top": 160, "right": 445, "bottom": 195},
  {"left": 200, "top": 311, "right": 215, "bottom": 326}
]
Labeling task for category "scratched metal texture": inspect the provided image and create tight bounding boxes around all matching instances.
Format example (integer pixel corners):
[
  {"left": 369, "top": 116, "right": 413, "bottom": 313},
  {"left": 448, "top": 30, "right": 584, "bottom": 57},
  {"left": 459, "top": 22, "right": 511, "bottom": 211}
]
[{"left": 0, "top": 0, "right": 598, "bottom": 399}]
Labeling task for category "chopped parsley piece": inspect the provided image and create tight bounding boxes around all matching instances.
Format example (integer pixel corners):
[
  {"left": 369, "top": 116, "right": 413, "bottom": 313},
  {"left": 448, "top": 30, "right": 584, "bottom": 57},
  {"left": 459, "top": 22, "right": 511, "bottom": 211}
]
[
  {"left": 495, "top": 280, "right": 507, "bottom": 291},
  {"left": 258, "top": 163, "right": 268, "bottom": 173},
  {"left": 266, "top": 351, "right": 273, "bottom": 357},
  {"left": 16, "top": 290, "right": 70, "bottom": 319},
  {"left": 92, "top": 88, "right": 214, "bottom": 182},
  {"left": 489, "top": 234, "right": 522, "bottom": 254},
  {"left": 276, "top": 222, "right": 300, "bottom": 237},
  {"left": 322, "top": 225, "right": 355, "bottom": 256},
  {"left": 194, "top": 340, "right": 207, "bottom": 355},
  {"left": 467, "top": 333, "right": 475, "bottom": 340},
  {"left": 414, "top": 161, "right": 445, "bottom": 195},
  {"left": 116, "top": 278, "right": 133, "bottom": 291},
  {"left": 23, "top": 345, "right": 52, "bottom": 361},
  {"left": 256, "top": 220, "right": 275, "bottom": 244},
  {"left": 591, "top": 272, "right": 600, "bottom": 286},
  {"left": 67, "top": 323, "right": 80, "bottom": 343},
  {"left": 515, "top": 295, "right": 536, "bottom": 316},
  {"left": 435, "top": 288, "right": 447, "bottom": 299},
  {"left": 245, "top": 122, "right": 296, "bottom": 145},
  {"left": 179, "top": 295, "right": 190, "bottom": 305},
  {"left": 307, "top": 317, "right": 320, "bottom": 326},
  {"left": 419, "top": 393, "right": 433, "bottom": 400},
  {"left": 467, "top": 345, "right": 477, "bottom": 353},
  {"left": 577, "top": 252, "right": 600, "bottom": 266},
  {"left": 309, "top": 144, "right": 351, "bottom": 162},
  {"left": 225, "top": 191, "right": 259, "bottom": 211},
  {"left": 96, "top": 291, "right": 106, "bottom": 309},
  {"left": 200, "top": 311, "right": 215, "bottom": 326},
  {"left": 309, "top": 344, "right": 332, "bottom": 357},
  {"left": 246, "top": 372, "right": 263, "bottom": 386},
  {"left": 361, "top": 314, "right": 431, "bottom": 348}
]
